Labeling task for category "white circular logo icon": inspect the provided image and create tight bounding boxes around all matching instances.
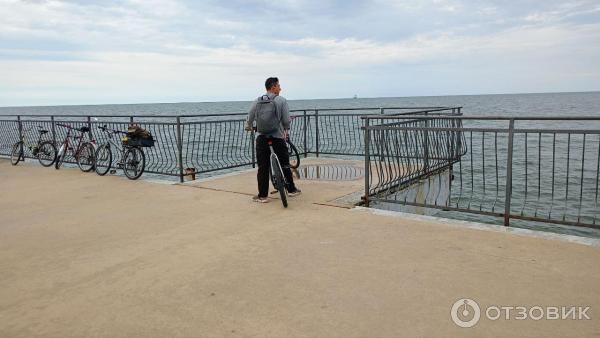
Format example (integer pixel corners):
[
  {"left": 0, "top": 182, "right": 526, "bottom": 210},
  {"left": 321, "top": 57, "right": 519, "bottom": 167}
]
[{"left": 451, "top": 298, "right": 481, "bottom": 328}]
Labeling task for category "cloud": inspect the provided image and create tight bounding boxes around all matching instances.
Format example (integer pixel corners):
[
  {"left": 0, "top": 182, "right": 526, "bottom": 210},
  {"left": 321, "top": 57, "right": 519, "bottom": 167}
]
[{"left": 0, "top": 0, "right": 599, "bottom": 105}]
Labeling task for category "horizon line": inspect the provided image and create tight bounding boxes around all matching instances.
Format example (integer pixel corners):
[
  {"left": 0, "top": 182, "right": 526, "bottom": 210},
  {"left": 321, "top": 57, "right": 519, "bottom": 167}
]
[{"left": 1, "top": 89, "right": 599, "bottom": 109}]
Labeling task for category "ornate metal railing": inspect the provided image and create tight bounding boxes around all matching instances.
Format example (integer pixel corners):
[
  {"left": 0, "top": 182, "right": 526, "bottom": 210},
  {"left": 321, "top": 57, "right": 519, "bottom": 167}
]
[
  {"left": 0, "top": 106, "right": 459, "bottom": 179},
  {"left": 362, "top": 116, "right": 600, "bottom": 229}
]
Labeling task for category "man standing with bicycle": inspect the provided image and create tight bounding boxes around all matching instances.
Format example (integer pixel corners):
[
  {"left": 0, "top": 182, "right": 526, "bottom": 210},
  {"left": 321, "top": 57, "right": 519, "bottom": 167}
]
[{"left": 245, "top": 77, "right": 301, "bottom": 203}]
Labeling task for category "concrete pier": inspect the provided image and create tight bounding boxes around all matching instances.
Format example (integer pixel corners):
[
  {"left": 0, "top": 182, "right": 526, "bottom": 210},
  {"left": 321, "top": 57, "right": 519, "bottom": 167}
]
[{"left": 1, "top": 158, "right": 599, "bottom": 337}]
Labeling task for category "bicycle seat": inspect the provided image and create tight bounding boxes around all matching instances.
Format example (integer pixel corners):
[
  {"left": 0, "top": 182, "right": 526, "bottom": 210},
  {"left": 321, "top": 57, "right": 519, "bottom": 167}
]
[
  {"left": 38, "top": 129, "right": 49, "bottom": 134},
  {"left": 78, "top": 126, "right": 90, "bottom": 133}
]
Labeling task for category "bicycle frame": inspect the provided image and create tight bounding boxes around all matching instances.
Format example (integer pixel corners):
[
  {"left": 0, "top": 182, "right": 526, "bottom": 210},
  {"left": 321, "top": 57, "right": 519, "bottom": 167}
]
[
  {"left": 268, "top": 141, "right": 288, "bottom": 186},
  {"left": 98, "top": 128, "right": 128, "bottom": 164},
  {"left": 267, "top": 138, "right": 289, "bottom": 207},
  {"left": 20, "top": 126, "right": 45, "bottom": 146},
  {"left": 14, "top": 126, "right": 50, "bottom": 160},
  {"left": 56, "top": 124, "right": 94, "bottom": 160},
  {"left": 270, "top": 153, "right": 287, "bottom": 183}
]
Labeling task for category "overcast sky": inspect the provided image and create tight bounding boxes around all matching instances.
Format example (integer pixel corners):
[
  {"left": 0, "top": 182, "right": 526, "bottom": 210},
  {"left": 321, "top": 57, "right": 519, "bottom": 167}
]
[{"left": 1, "top": 0, "right": 599, "bottom": 106}]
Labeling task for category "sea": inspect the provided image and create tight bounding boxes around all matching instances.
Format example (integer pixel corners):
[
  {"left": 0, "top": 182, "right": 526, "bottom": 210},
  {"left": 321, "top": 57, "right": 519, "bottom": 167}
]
[
  {"left": 2, "top": 91, "right": 600, "bottom": 238},
  {"left": 2, "top": 91, "right": 600, "bottom": 118}
]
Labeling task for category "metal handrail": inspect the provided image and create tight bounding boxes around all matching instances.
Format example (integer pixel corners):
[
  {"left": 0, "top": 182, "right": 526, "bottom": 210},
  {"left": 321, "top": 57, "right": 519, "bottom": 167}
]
[
  {"left": 1, "top": 107, "right": 459, "bottom": 181},
  {"left": 0, "top": 106, "right": 458, "bottom": 118},
  {"left": 361, "top": 115, "right": 600, "bottom": 120},
  {"left": 362, "top": 115, "right": 600, "bottom": 230}
]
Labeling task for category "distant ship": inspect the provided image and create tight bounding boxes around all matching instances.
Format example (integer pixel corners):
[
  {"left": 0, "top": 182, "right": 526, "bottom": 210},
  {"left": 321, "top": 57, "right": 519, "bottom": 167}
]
[{"left": 353, "top": 94, "right": 358, "bottom": 99}]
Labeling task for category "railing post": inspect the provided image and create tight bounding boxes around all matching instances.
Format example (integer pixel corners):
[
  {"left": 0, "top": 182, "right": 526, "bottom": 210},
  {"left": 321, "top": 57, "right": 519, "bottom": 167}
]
[
  {"left": 51, "top": 116, "right": 56, "bottom": 146},
  {"left": 457, "top": 117, "right": 463, "bottom": 159},
  {"left": 504, "top": 119, "right": 515, "bottom": 226},
  {"left": 315, "top": 109, "right": 319, "bottom": 157},
  {"left": 449, "top": 118, "right": 456, "bottom": 160},
  {"left": 424, "top": 119, "right": 430, "bottom": 172},
  {"left": 130, "top": 116, "right": 134, "bottom": 124},
  {"left": 364, "top": 117, "right": 371, "bottom": 207},
  {"left": 251, "top": 129, "right": 256, "bottom": 168},
  {"left": 176, "top": 116, "right": 184, "bottom": 183},
  {"left": 17, "top": 115, "right": 23, "bottom": 158},
  {"left": 17, "top": 115, "right": 22, "bottom": 138},
  {"left": 303, "top": 110, "right": 308, "bottom": 158},
  {"left": 379, "top": 116, "right": 385, "bottom": 161},
  {"left": 86, "top": 116, "right": 92, "bottom": 140},
  {"left": 380, "top": 107, "right": 384, "bottom": 114}
]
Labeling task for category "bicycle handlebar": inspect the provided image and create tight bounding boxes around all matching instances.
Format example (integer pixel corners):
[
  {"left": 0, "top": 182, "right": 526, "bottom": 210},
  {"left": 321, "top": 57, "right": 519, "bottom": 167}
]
[
  {"left": 97, "top": 125, "right": 126, "bottom": 134},
  {"left": 21, "top": 125, "right": 47, "bottom": 133}
]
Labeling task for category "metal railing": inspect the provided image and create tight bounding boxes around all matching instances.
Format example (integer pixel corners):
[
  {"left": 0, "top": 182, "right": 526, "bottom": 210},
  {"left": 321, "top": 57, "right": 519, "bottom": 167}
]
[
  {"left": 362, "top": 116, "right": 600, "bottom": 229},
  {"left": 0, "top": 106, "right": 459, "bottom": 180}
]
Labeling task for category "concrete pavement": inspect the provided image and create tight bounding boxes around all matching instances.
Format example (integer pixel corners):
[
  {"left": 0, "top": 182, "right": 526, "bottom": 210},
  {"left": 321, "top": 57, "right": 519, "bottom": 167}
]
[{"left": 1, "top": 158, "right": 599, "bottom": 337}]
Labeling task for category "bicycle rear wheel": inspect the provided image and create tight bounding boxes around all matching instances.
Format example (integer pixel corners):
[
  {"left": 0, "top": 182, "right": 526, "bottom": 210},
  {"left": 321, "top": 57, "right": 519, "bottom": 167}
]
[
  {"left": 123, "top": 147, "right": 145, "bottom": 180},
  {"left": 37, "top": 141, "right": 57, "bottom": 167},
  {"left": 270, "top": 154, "right": 288, "bottom": 208},
  {"left": 94, "top": 144, "right": 112, "bottom": 176},
  {"left": 287, "top": 140, "right": 300, "bottom": 169},
  {"left": 76, "top": 142, "right": 95, "bottom": 172},
  {"left": 10, "top": 142, "right": 23, "bottom": 165}
]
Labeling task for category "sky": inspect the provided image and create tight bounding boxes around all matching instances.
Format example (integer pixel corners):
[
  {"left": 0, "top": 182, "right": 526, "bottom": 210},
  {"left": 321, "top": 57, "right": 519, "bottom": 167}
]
[{"left": 1, "top": 0, "right": 599, "bottom": 106}]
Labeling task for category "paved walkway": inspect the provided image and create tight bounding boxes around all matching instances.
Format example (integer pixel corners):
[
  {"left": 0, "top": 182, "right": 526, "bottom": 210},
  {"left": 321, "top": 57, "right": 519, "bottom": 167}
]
[{"left": 1, "top": 158, "right": 599, "bottom": 337}]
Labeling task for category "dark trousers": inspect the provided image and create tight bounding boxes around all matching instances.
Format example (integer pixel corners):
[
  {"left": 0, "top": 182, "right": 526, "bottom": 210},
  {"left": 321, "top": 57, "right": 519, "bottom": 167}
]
[{"left": 256, "top": 135, "right": 297, "bottom": 198}]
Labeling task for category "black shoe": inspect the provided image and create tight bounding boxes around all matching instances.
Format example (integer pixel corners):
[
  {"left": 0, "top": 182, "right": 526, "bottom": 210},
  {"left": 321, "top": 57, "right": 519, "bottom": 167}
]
[{"left": 288, "top": 189, "right": 302, "bottom": 197}]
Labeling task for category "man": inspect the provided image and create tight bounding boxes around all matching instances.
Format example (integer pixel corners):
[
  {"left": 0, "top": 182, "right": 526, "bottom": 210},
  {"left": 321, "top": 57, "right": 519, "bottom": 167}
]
[{"left": 245, "top": 77, "right": 301, "bottom": 203}]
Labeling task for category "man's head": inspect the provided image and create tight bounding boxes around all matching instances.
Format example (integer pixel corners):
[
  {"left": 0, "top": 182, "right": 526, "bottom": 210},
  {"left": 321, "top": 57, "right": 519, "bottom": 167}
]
[{"left": 265, "top": 77, "right": 281, "bottom": 95}]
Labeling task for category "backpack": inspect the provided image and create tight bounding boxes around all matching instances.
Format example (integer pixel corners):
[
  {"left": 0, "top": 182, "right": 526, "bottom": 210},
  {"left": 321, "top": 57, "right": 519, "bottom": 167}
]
[{"left": 255, "top": 95, "right": 281, "bottom": 134}]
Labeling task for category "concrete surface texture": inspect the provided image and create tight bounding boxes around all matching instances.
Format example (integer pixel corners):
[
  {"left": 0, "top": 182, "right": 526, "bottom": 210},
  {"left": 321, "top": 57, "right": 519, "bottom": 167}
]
[{"left": 0, "top": 158, "right": 599, "bottom": 338}]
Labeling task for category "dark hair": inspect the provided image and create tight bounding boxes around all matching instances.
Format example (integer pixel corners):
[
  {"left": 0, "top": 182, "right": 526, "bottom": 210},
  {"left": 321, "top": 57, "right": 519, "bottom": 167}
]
[{"left": 265, "top": 77, "right": 279, "bottom": 90}]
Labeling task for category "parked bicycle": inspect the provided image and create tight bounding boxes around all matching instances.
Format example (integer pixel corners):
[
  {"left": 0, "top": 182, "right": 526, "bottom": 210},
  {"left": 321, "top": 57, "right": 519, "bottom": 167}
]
[
  {"left": 10, "top": 126, "right": 57, "bottom": 167},
  {"left": 94, "top": 125, "right": 150, "bottom": 180},
  {"left": 55, "top": 123, "right": 96, "bottom": 172}
]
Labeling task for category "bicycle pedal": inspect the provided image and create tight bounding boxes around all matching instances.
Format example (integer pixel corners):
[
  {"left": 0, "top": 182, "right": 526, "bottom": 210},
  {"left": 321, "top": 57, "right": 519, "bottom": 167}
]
[{"left": 109, "top": 169, "right": 117, "bottom": 174}]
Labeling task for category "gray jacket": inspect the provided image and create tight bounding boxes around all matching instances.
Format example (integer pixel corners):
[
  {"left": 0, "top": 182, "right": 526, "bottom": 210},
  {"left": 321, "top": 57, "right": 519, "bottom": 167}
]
[{"left": 245, "top": 93, "right": 290, "bottom": 139}]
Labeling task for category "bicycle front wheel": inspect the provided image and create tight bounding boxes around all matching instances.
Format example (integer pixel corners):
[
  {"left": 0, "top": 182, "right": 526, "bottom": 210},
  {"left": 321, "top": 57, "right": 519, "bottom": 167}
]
[
  {"left": 76, "top": 142, "right": 95, "bottom": 172},
  {"left": 123, "top": 147, "right": 145, "bottom": 180},
  {"left": 10, "top": 142, "right": 23, "bottom": 165},
  {"left": 37, "top": 141, "right": 57, "bottom": 167},
  {"left": 287, "top": 140, "right": 300, "bottom": 169},
  {"left": 55, "top": 143, "right": 67, "bottom": 169},
  {"left": 270, "top": 155, "right": 288, "bottom": 208},
  {"left": 94, "top": 144, "right": 112, "bottom": 176}
]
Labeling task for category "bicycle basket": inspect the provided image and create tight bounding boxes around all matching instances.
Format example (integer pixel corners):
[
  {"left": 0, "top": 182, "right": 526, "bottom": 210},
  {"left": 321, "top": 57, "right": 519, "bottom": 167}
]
[{"left": 123, "top": 136, "right": 155, "bottom": 147}]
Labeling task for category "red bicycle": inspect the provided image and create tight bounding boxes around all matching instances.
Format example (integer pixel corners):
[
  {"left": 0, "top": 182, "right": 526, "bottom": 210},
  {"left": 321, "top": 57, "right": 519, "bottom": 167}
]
[{"left": 55, "top": 123, "right": 96, "bottom": 172}]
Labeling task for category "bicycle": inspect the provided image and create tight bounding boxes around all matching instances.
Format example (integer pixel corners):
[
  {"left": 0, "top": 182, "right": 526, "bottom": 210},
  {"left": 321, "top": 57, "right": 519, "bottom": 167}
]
[
  {"left": 266, "top": 137, "right": 289, "bottom": 208},
  {"left": 55, "top": 123, "right": 96, "bottom": 172},
  {"left": 94, "top": 125, "right": 146, "bottom": 180},
  {"left": 10, "top": 126, "right": 57, "bottom": 167}
]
